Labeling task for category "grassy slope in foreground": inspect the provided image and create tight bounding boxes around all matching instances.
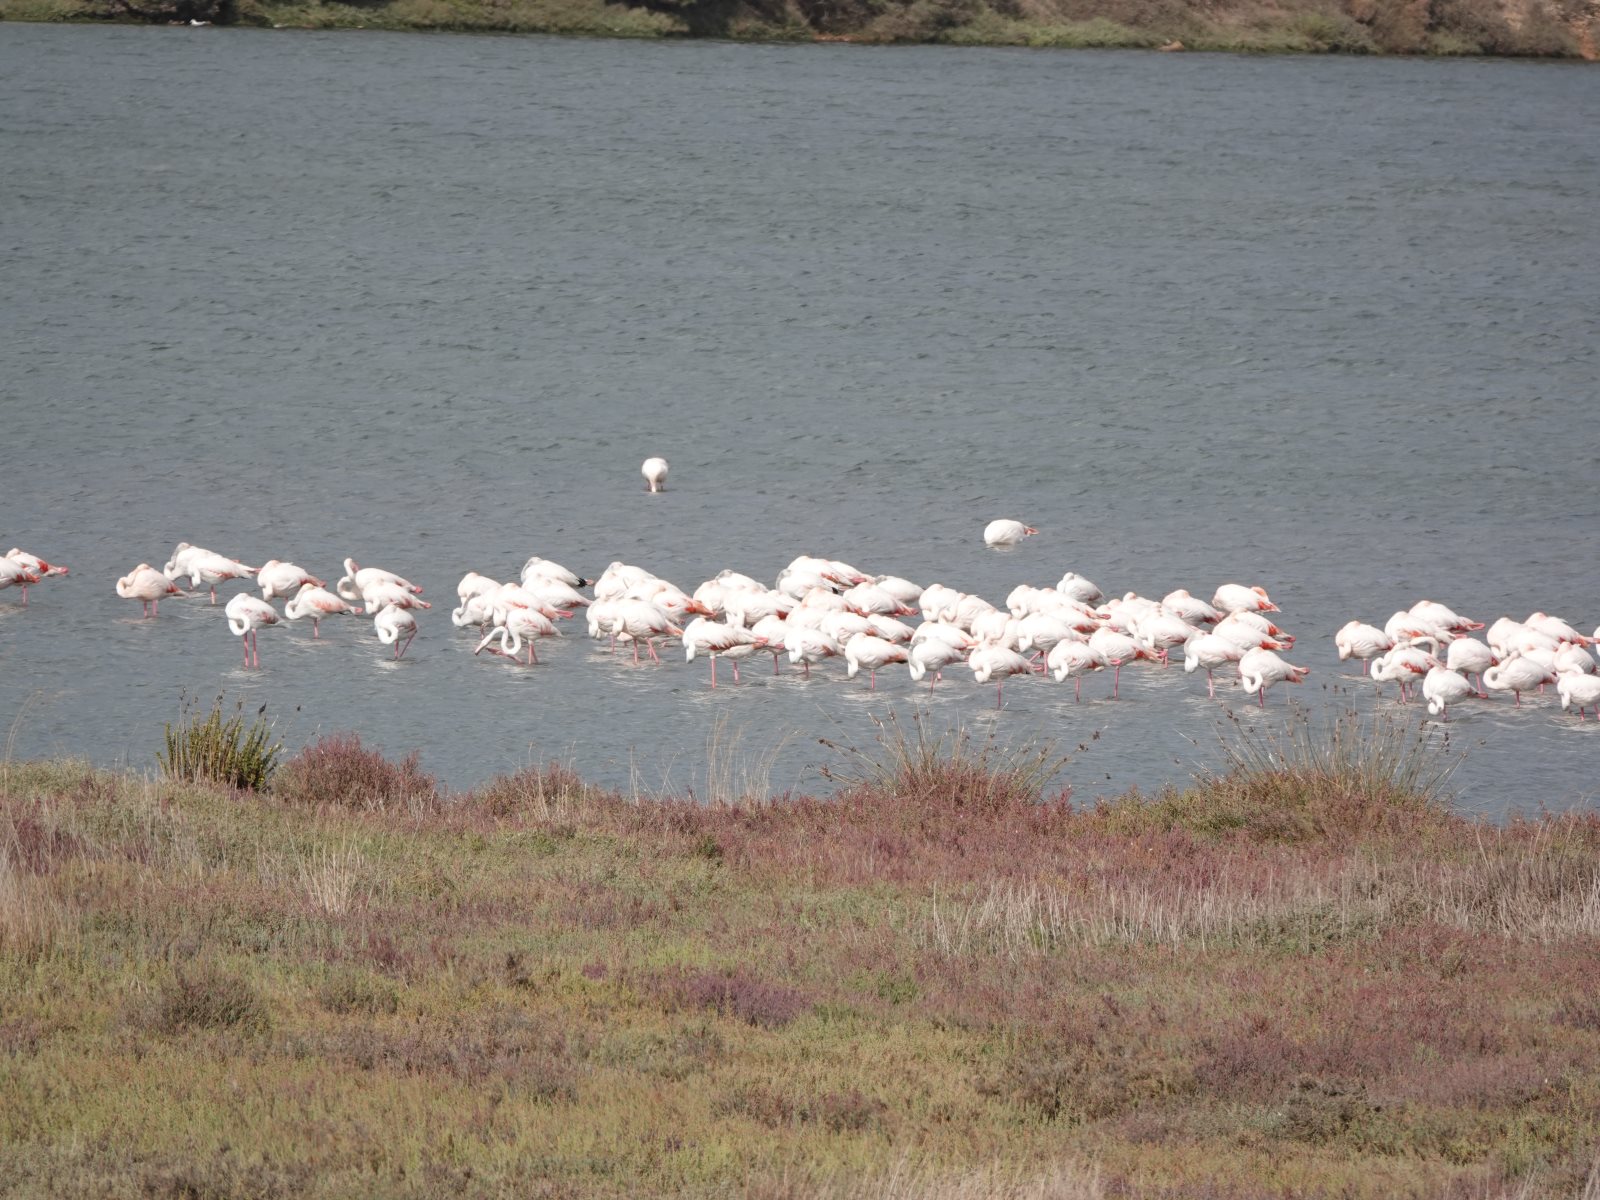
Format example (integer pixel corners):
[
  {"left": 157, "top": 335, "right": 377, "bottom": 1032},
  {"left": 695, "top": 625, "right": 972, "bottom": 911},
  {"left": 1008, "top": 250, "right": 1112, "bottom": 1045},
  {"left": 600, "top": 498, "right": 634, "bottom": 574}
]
[
  {"left": 1, "top": 0, "right": 1596, "bottom": 58},
  {"left": 2, "top": 719, "right": 1599, "bottom": 1199}
]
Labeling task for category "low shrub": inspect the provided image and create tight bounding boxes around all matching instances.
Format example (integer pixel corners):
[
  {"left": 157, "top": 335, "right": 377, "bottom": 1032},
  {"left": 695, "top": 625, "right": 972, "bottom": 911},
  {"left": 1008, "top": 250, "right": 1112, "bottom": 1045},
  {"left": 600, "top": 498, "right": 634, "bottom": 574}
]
[
  {"left": 158, "top": 696, "right": 282, "bottom": 792},
  {"left": 273, "top": 733, "right": 437, "bottom": 813},
  {"left": 147, "top": 963, "right": 270, "bottom": 1035},
  {"left": 668, "top": 968, "right": 812, "bottom": 1029}
]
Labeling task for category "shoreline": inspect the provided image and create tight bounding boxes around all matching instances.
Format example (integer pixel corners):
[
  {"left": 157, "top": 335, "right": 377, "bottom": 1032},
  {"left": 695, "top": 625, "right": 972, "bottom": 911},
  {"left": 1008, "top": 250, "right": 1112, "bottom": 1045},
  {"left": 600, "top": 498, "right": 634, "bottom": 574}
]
[{"left": 3, "top": 0, "right": 1596, "bottom": 60}]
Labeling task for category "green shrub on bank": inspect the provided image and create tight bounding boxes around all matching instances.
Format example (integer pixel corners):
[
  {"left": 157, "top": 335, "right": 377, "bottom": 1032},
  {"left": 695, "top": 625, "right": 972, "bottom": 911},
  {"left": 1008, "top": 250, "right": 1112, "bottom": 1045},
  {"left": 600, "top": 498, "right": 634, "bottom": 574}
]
[{"left": 158, "top": 695, "right": 282, "bottom": 792}]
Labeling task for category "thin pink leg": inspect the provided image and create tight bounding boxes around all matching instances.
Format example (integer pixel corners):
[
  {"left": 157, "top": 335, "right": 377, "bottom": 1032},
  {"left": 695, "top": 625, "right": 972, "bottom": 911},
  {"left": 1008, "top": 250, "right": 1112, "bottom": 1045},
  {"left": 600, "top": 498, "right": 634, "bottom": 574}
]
[
  {"left": 1514, "top": 691, "right": 1521, "bottom": 708},
  {"left": 1206, "top": 670, "right": 1215, "bottom": 700},
  {"left": 869, "top": 669, "right": 877, "bottom": 691},
  {"left": 1257, "top": 686, "right": 1265, "bottom": 709},
  {"left": 1113, "top": 663, "right": 1121, "bottom": 700},
  {"left": 732, "top": 660, "right": 741, "bottom": 684},
  {"left": 631, "top": 641, "right": 640, "bottom": 665},
  {"left": 20, "top": 586, "right": 26, "bottom": 606},
  {"left": 996, "top": 681, "right": 1003, "bottom": 709},
  {"left": 1075, "top": 676, "right": 1082, "bottom": 703},
  {"left": 803, "top": 661, "right": 811, "bottom": 679},
  {"left": 710, "top": 657, "right": 717, "bottom": 689},
  {"left": 647, "top": 640, "right": 661, "bottom": 664},
  {"left": 313, "top": 621, "right": 321, "bottom": 639},
  {"left": 210, "top": 587, "right": 218, "bottom": 605},
  {"left": 242, "top": 636, "right": 249, "bottom": 667}
]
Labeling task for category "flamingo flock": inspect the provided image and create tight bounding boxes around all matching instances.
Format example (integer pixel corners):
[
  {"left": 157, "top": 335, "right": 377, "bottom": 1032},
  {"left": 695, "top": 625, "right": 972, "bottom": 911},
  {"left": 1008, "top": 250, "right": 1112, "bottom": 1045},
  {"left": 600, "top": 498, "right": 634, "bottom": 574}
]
[{"left": 3, "top": 531, "right": 1599, "bottom": 720}]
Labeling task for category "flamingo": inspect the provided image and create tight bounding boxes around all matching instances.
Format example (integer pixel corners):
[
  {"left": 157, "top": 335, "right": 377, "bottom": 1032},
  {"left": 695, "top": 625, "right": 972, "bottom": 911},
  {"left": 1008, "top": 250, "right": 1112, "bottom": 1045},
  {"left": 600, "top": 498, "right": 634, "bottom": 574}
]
[
  {"left": 0, "top": 559, "right": 41, "bottom": 605},
  {"left": 1237, "top": 647, "right": 1309, "bottom": 707},
  {"left": 1211, "top": 584, "right": 1279, "bottom": 615},
  {"left": 1422, "top": 666, "right": 1476, "bottom": 720},
  {"left": 1483, "top": 654, "right": 1556, "bottom": 708},
  {"left": 969, "top": 645, "right": 1037, "bottom": 708},
  {"left": 1335, "top": 621, "right": 1394, "bottom": 674},
  {"left": 258, "top": 560, "right": 325, "bottom": 601},
  {"left": 357, "top": 581, "right": 432, "bottom": 613},
  {"left": 337, "top": 559, "right": 422, "bottom": 603},
  {"left": 4, "top": 549, "right": 67, "bottom": 604},
  {"left": 784, "top": 627, "right": 843, "bottom": 679},
  {"left": 520, "top": 557, "right": 591, "bottom": 590},
  {"left": 642, "top": 457, "right": 669, "bottom": 493},
  {"left": 1161, "top": 588, "right": 1221, "bottom": 626},
  {"left": 224, "top": 594, "right": 279, "bottom": 667},
  {"left": 457, "top": 571, "right": 500, "bottom": 606},
  {"left": 283, "top": 585, "right": 362, "bottom": 638},
  {"left": 117, "top": 564, "right": 184, "bottom": 617},
  {"left": 983, "top": 519, "right": 1038, "bottom": 548},
  {"left": 163, "top": 546, "right": 257, "bottom": 605},
  {"left": 749, "top": 614, "right": 791, "bottom": 674},
  {"left": 1048, "top": 639, "right": 1108, "bottom": 702},
  {"left": 1056, "top": 572, "right": 1104, "bottom": 605},
  {"left": 1370, "top": 647, "right": 1439, "bottom": 703},
  {"left": 1526, "top": 612, "right": 1593, "bottom": 646},
  {"left": 1182, "top": 632, "right": 1243, "bottom": 699},
  {"left": 474, "top": 607, "right": 559, "bottom": 665},
  {"left": 844, "top": 635, "right": 909, "bottom": 690},
  {"left": 1446, "top": 638, "right": 1496, "bottom": 697},
  {"left": 374, "top": 604, "right": 418, "bottom": 660},
  {"left": 908, "top": 638, "right": 968, "bottom": 691},
  {"left": 1087, "top": 627, "right": 1157, "bottom": 700},
  {"left": 841, "top": 582, "right": 917, "bottom": 617},
  {"left": 1557, "top": 672, "right": 1600, "bottom": 720},
  {"left": 609, "top": 599, "right": 682, "bottom": 664},
  {"left": 1410, "top": 600, "right": 1484, "bottom": 633},
  {"left": 682, "top": 618, "right": 766, "bottom": 687}
]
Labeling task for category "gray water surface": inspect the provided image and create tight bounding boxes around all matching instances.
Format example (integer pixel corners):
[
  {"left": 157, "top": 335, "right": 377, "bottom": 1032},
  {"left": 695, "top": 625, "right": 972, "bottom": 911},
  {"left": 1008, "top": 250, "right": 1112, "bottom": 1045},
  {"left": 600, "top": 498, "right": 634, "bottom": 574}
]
[{"left": 3, "top": 27, "right": 1598, "bottom": 816}]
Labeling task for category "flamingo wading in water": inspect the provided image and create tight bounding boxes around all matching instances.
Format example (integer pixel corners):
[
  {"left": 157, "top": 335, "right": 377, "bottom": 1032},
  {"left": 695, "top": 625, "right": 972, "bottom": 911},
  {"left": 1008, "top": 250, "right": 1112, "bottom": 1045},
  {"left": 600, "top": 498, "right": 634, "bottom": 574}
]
[{"left": 225, "top": 594, "right": 279, "bottom": 668}]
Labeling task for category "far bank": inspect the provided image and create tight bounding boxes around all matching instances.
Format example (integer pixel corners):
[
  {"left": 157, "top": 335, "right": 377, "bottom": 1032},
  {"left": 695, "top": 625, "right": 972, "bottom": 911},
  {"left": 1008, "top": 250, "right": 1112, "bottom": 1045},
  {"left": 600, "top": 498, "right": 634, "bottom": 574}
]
[{"left": 3, "top": 0, "right": 1595, "bottom": 59}]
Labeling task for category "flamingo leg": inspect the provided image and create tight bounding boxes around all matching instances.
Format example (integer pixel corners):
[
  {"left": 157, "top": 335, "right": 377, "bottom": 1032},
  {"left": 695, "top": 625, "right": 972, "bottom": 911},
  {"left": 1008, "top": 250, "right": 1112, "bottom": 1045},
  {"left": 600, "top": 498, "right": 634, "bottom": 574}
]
[
  {"left": 869, "top": 669, "right": 877, "bottom": 691},
  {"left": 803, "top": 661, "right": 811, "bottom": 679},
  {"left": 731, "top": 660, "right": 741, "bottom": 684},
  {"left": 242, "top": 635, "right": 249, "bottom": 667},
  {"left": 631, "top": 641, "right": 640, "bottom": 665},
  {"left": 1076, "top": 676, "right": 1083, "bottom": 703},
  {"left": 710, "top": 657, "right": 717, "bottom": 689},
  {"left": 1113, "top": 663, "right": 1121, "bottom": 700},
  {"left": 19, "top": 586, "right": 26, "bottom": 606},
  {"left": 1258, "top": 685, "right": 1265, "bottom": 709},
  {"left": 996, "top": 680, "right": 1004, "bottom": 709},
  {"left": 1514, "top": 690, "right": 1521, "bottom": 708},
  {"left": 772, "top": 655, "right": 780, "bottom": 675},
  {"left": 210, "top": 586, "right": 218, "bottom": 605},
  {"left": 647, "top": 639, "right": 661, "bottom": 664},
  {"left": 1206, "top": 669, "right": 1215, "bottom": 700},
  {"left": 152, "top": 599, "right": 159, "bottom": 616}
]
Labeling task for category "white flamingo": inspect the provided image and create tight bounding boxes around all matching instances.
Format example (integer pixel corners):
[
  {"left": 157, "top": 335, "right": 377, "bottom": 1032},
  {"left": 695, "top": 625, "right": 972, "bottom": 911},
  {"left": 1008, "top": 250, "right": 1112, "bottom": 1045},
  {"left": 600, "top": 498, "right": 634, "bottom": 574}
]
[
  {"left": 1238, "top": 647, "right": 1309, "bottom": 707},
  {"left": 117, "top": 564, "right": 184, "bottom": 617},
  {"left": 642, "top": 457, "right": 669, "bottom": 493},
  {"left": 374, "top": 604, "right": 418, "bottom": 660},
  {"left": 1422, "top": 666, "right": 1475, "bottom": 720},
  {"left": 284, "top": 585, "right": 362, "bottom": 638},
  {"left": 225, "top": 594, "right": 279, "bottom": 668},
  {"left": 983, "top": 519, "right": 1037, "bottom": 548}
]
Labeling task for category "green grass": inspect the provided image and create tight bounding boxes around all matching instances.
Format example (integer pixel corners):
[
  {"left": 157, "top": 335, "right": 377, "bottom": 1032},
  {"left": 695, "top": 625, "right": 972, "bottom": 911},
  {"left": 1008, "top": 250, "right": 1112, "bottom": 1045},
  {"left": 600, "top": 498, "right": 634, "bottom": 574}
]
[{"left": 2, "top": 726, "right": 1599, "bottom": 1197}]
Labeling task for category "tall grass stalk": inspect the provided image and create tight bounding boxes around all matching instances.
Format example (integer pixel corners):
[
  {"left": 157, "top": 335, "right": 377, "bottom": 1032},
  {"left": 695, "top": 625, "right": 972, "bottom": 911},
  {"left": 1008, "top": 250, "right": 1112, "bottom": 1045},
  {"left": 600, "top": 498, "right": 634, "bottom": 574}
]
[
  {"left": 703, "top": 713, "right": 792, "bottom": 807},
  {"left": 820, "top": 708, "right": 1073, "bottom": 806},
  {"left": 1213, "top": 703, "right": 1459, "bottom": 807},
  {"left": 158, "top": 695, "right": 282, "bottom": 791}
]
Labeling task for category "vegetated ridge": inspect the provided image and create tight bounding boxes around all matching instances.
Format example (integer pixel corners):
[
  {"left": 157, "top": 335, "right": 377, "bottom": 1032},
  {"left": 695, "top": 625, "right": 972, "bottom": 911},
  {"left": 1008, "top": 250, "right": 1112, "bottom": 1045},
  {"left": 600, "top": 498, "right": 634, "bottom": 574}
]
[
  {"left": 3, "top": 0, "right": 1597, "bottom": 58},
  {"left": 1, "top": 706, "right": 1598, "bottom": 1197}
]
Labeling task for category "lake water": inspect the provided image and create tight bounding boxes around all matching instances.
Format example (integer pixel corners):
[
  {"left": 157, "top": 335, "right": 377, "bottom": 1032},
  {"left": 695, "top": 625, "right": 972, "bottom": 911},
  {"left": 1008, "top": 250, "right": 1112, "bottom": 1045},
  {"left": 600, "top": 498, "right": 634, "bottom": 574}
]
[{"left": 3, "top": 25, "right": 1597, "bottom": 817}]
